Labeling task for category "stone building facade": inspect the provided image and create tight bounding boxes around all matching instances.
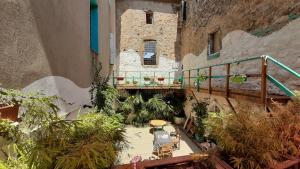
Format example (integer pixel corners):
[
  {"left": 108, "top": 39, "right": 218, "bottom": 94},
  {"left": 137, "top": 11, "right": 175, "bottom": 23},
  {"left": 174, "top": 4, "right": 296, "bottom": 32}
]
[{"left": 116, "top": 0, "right": 181, "bottom": 81}]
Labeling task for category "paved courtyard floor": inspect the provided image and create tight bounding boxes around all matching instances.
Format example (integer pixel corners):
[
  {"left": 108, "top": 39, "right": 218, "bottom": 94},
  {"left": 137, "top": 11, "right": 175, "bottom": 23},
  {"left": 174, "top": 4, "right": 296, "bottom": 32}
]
[{"left": 117, "top": 124, "right": 200, "bottom": 164}]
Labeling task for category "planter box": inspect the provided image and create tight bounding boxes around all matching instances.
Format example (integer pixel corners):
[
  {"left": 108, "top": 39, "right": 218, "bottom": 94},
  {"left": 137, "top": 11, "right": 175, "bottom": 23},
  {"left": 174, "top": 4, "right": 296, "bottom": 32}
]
[
  {"left": 0, "top": 104, "right": 19, "bottom": 121},
  {"left": 269, "top": 158, "right": 300, "bottom": 169}
]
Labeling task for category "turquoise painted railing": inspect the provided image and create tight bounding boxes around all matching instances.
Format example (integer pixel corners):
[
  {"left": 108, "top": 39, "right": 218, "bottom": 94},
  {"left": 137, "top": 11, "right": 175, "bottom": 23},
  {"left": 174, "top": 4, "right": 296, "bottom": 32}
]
[
  {"left": 112, "top": 70, "right": 183, "bottom": 88},
  {"left": 181, "top": 55, "right": 299, "bottom": 100},
  {"left": 112, "top": 55, "right": 299, "bottom": 101}
]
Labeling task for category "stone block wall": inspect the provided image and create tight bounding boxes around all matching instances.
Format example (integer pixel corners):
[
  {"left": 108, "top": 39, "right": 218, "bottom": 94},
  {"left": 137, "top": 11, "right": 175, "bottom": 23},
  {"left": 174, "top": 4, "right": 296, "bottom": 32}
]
[{"left": 116, "top": 0, "right": 180, "bottom": 76}]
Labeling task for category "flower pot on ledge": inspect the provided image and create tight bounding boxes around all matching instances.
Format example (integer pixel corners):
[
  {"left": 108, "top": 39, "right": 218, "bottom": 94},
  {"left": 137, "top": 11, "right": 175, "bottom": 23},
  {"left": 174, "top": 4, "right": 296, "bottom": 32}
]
[
  {"left": 157, "top": 77, "right": 165, "bottom": 81},
  {"left": 0, "top": 104, "right": 19, "bottom": 121},
  {"left": 116, "top": 77, "right": 124, "bottom": 81}
]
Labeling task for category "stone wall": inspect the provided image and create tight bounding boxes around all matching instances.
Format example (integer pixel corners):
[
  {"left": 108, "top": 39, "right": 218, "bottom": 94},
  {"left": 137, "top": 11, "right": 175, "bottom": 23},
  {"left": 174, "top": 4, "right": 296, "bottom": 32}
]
[
  {"left": 116, "top": 0, "right": 180, "bottom": 75},
  {"left": 180, "top": 0, "right": 300, "bottom": 93}
]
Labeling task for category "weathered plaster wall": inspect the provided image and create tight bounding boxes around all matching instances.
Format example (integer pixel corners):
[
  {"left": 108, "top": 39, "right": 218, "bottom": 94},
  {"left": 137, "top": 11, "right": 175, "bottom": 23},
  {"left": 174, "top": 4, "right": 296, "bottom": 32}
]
[
  {"left": 116, "top": 0, "right": 179, "bottom": 75},
  {"left": 181, "top": 18, "right": 300, "bottom": 94},
  {"left": 181, "top": 0, "right": 300, "bottom": 56},
  {"left": 0, "top": 0, "right": 52, "bottom": 88},
  {"left": 118, "top": 50, "right": 178, "bottom": 84},
  {"left": 22, "top": 76, "right": 91, "bottom": 116},
  {"left": 180, "top": 0, "right": 300, "bottom": 94},
  {"left": 0, "top": 0, "right": 115, "bottom": 89}
]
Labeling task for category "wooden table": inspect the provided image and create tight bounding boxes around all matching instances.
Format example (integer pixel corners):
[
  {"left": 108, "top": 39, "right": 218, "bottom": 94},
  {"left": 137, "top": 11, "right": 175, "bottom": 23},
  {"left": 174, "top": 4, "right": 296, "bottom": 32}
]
[{"left": 150, "top": 120, "right": 167, "bottom": 128}]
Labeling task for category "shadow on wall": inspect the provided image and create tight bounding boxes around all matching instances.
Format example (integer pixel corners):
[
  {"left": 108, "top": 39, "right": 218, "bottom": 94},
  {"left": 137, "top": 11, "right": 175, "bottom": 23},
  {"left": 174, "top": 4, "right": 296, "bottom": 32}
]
[
  {"left": 29, "top": 0, "right": 92, "bottom": 88},
  {"left": 22, "top": 76, "right": 91, "bottom": 116}
]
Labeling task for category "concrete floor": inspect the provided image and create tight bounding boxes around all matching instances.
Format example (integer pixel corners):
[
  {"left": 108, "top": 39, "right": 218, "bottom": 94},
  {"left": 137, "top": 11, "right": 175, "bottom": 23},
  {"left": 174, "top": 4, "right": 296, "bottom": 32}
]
[{"left": 117, "top": 124, "right": 200, "bottom": 165}]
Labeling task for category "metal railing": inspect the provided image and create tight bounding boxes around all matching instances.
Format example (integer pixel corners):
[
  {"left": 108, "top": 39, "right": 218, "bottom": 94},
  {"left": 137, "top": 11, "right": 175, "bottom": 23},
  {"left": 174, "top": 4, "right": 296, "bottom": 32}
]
[
  {"left": 112, "top": 55, "right": 300, "bottom": 104},
  {"left": 112, "top": 70, "right": 183, "bottom": 88},
  {"left": 180, "top": 55, "right": 299, "bottom": 104}
]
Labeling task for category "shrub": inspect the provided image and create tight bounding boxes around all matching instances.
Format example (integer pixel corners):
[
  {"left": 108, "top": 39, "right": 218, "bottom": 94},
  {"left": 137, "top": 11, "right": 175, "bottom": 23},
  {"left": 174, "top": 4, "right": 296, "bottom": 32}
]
[
  {"left": 204, "top": 98, "right": 300, "bottom": 169},
  {"left": 120, "top": 94, "right": 173, "bottom": 126},
  {"left": 193, "top": 102, "right": 208, "bottom": 138},
  {"left": 0, "top": 89, "right": 126, "bottom": 169}
]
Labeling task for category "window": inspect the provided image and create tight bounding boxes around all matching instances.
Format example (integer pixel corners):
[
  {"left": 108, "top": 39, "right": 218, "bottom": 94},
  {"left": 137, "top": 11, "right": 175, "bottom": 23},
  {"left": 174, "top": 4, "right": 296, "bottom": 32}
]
[
  {"left": 90, "top": 0, "right": 99, "bottom": 54},
  {"left": 143, "top": 40, "right": 157, "bottom": 65},
  {"left": 146, "top": 11, "right": 153, "bottom": 24},
  {"left": 181, "top": 0, "right": 187, "bottom": 21},
  {"left": 207, "top": 30, "right": 222, "bottom": 59}
]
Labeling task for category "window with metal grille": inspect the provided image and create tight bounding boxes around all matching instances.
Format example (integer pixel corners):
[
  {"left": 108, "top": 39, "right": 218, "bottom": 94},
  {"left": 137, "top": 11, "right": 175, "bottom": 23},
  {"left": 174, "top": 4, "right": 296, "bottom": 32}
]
[
  {"left": 146, "top": 11, "right": 153, "bottom": 24},
  {"left": 143, "top": 40, "right": 157, "bottom": 65}
]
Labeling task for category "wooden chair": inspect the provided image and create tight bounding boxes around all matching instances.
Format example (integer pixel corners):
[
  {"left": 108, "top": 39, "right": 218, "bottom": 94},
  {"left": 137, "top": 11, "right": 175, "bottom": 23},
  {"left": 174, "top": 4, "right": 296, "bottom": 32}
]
[
  {"left": 158, "top": 144, "right": 173, "bottom": 159},
  {"left": 171, "top": 133, "right": 181, "bottom": 150}
]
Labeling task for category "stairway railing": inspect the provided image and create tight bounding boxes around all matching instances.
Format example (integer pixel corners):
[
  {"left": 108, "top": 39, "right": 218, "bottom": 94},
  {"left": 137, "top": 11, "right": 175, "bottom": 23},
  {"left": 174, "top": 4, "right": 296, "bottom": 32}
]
[{"left": 181, "top": 55, "right": 299, "bottom": 105}]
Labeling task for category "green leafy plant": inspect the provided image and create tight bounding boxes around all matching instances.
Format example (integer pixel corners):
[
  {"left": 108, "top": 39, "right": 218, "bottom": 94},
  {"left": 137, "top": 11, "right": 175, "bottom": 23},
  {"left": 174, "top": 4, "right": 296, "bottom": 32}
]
[
  {"left": 193, "top": 102, "right": 208, "bottom": 142},
  {"left": 89, "top": 63, "right": 109, "bottom": 111},
  {"left": 164, "top": 91, "right": 186, "bottom": 118},
  {"left": 145, "top": 94, "right": 173, "bottom": 120},
  {"left": 197, "top": 74, "right": 208, "bottom": 82},
  {"left": 120, "top": 94, "right": 173, "bottom": 126},
  {"left": 0, "top": 89, "right": 126, "bottom": 169},
  {"left": 89, "top": 63, "right": 121, "bottom": 114},
  {"left": 230, "top": 75, "right": 247, "bottom": 84}
]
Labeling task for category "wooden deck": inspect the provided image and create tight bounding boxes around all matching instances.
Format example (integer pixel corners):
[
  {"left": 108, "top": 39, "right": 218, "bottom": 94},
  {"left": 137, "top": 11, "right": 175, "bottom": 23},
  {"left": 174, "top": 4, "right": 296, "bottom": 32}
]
[{"left": 113, "top": 154, "right": 232, "bottom": 169}]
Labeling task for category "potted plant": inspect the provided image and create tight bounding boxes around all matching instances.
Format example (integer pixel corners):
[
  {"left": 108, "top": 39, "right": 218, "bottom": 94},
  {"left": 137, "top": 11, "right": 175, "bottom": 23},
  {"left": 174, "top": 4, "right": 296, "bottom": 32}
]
[
  {"left": 133, "top": 81, "right": 138, "bottom": 85},
  {"left": 193, "top": 102, "right": 208, "bottom": 142},
  {"left": 150, "top": 78, "right": 156, "bottom": 86},
  {"left": 116, "top": 77, "right": 124, "bottom": 81},
  {"left": 173, "top": 110, "right": 186, "bottom": 125},
  {"left": 173, "top": 80, "right": 181, "bottom": 86},
  {"left": 157, "top": 77, "right": 165, "bottom": 81},
  {"left": 164, "top": 91, "right": 186, "bottom": 125},
  {"left": 0, "top": 104, "right": 19, "bottom": 121},
  {"left": 230, "top": 74, "right": 247, "bottom": 84},
  {"left": 144, "top": 76, "right": 151, "bottom": 86},
  {"left": 197, "top": 74, "right": 208, "bottom": 82},
  {"left": 144, "top": 77, "right": 150, "bottom": 81},
  {"left": 0, "top": 89, "right": 21, "bottom": 121}
]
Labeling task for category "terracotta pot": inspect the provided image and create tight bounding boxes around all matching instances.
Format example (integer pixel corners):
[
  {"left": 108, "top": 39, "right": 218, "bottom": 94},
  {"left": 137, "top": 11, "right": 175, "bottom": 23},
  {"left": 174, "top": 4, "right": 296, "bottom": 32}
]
[
  {"left": 0, "top": 104, "right": 19, "bottom": 121},
  {"left": 117, "top": 77, "right": 124, "bottom": 81},
  {"left": 158, "top": 77, "right": 165, "bottom": 81}
]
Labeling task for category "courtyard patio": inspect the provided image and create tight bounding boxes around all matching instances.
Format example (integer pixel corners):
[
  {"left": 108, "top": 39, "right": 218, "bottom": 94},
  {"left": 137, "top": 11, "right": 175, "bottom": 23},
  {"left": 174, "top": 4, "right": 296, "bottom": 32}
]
[{"left": 117, "top": 124, "right": 200, "bottom": 164}]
